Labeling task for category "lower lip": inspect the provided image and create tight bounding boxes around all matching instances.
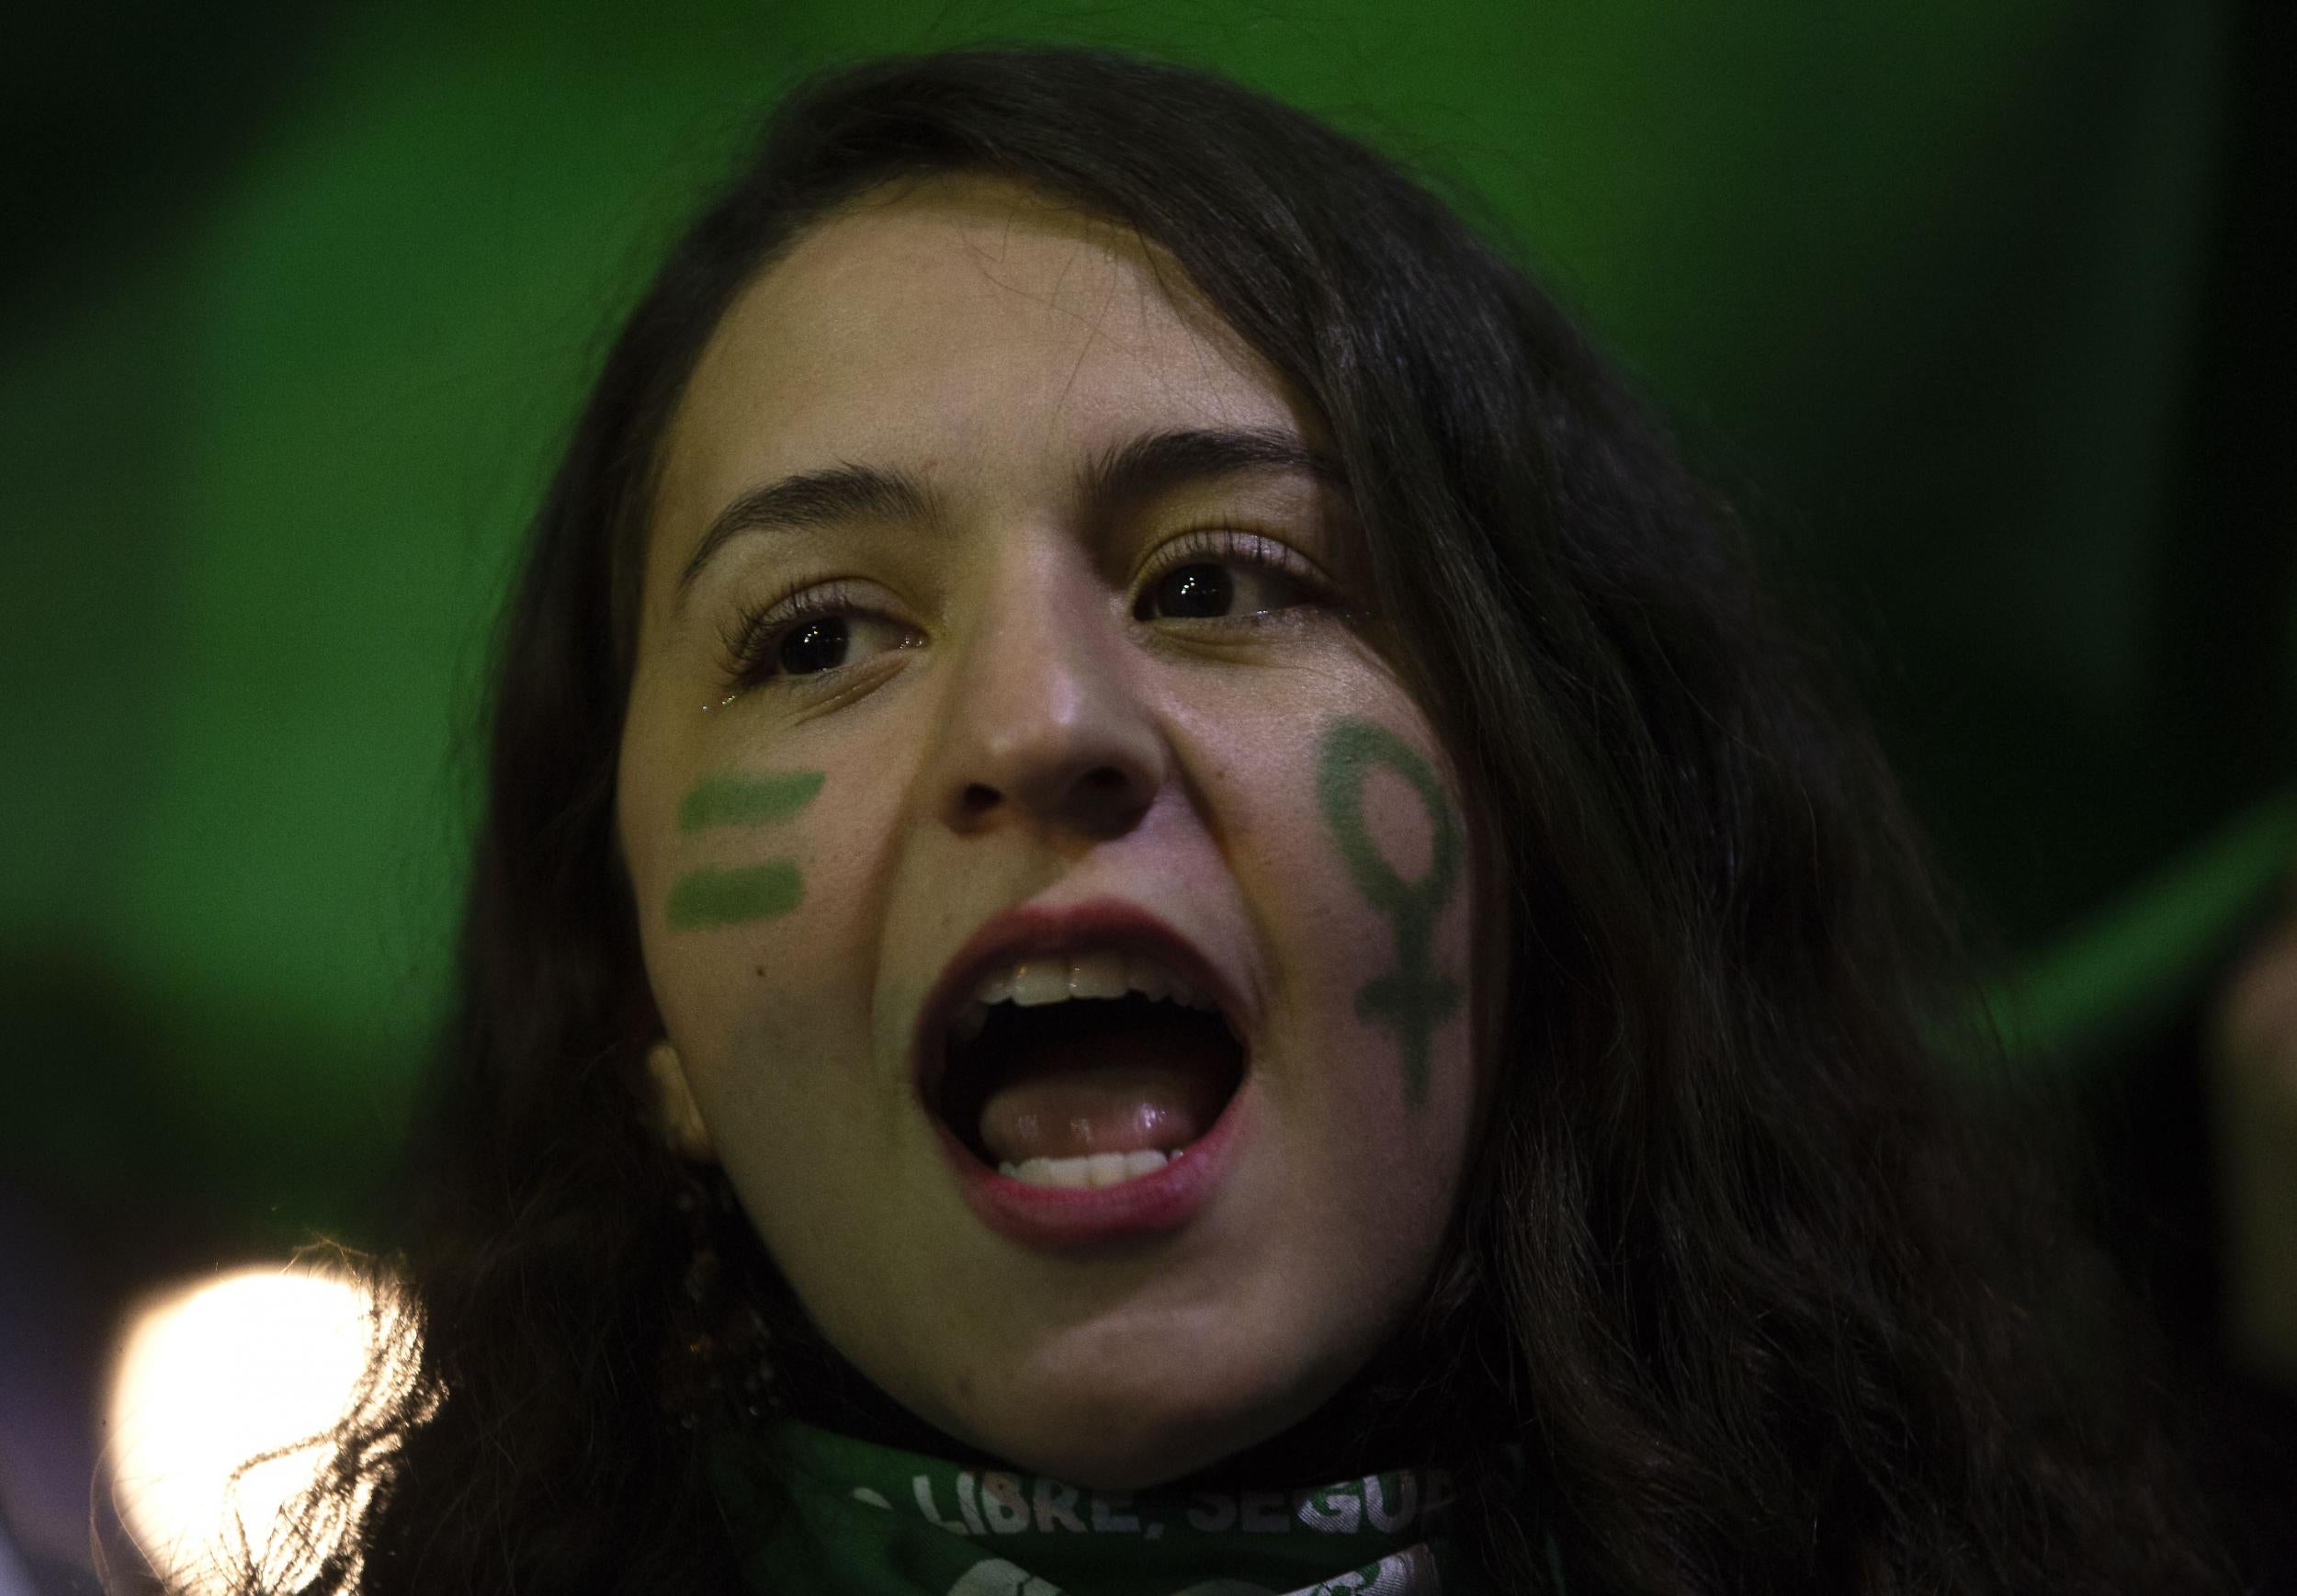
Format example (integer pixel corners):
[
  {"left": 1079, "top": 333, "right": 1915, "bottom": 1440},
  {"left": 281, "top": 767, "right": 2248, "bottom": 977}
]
[{"left": 934, "top": 1080, "right": 1251, "bottom": 1250}]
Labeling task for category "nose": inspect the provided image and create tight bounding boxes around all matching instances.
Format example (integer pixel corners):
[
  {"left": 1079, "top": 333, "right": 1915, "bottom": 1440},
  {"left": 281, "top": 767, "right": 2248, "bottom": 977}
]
[{"left": 929, "top": 541, "right": 1164, "bottom": 843}]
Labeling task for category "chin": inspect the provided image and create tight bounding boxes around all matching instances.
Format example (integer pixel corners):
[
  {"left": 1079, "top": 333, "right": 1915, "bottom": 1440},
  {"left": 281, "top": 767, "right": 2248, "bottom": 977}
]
[
  {"left": 950, "top": 1353, "right": 1347, "bottom": 1491},
  {"left": 983, "top": 1410, "right": 1277, "bottom": 1492}
]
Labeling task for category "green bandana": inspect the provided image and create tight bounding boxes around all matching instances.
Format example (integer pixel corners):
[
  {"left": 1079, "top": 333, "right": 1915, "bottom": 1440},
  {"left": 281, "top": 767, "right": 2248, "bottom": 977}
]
[{"left": 713, "top": 1419, "right": 1552, "bottom": 1595}]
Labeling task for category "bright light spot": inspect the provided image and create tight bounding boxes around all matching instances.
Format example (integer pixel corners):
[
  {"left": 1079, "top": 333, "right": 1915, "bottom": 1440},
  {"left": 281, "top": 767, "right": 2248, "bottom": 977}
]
[{"left": 106, "top": 1263, "right": 418, "bottom": 1596}]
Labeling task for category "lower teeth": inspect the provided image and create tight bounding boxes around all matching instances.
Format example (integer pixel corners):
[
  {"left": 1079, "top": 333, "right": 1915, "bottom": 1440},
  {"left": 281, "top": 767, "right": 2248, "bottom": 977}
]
[{"left": 996, "top": 1149, "right": 1176, "bottom": 1187}]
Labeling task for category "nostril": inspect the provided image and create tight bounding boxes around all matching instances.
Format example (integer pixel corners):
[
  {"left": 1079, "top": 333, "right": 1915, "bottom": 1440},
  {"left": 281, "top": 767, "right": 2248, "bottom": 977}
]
[
  {"left": 959, "top": 770, "right": 1126, "bottom": 808},
  {"left": 1070, "top": 765, "right": 1149, "bottom": 838}
]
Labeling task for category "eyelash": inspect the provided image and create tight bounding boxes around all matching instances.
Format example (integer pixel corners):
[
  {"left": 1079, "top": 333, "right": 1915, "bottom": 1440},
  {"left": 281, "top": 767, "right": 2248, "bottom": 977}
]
[{"left": 717, "top": 528, "right": 1335, "bottom": 694}]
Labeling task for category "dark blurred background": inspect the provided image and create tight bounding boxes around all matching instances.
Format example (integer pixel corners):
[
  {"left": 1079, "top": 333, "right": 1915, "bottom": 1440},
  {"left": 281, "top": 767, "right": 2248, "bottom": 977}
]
[{"left": 4, "top": 0, "right": 2291, "bottom": 1588}]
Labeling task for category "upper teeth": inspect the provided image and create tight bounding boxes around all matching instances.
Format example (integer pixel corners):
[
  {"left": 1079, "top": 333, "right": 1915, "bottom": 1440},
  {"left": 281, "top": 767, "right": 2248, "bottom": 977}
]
[{"left": 949, "top": 951, "right": 1216, "bottom": 1044}]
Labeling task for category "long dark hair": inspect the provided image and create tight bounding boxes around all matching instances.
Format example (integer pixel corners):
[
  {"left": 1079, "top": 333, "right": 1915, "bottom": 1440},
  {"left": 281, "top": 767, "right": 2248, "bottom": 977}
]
[{"left": 255, "top": 44, "right": 2228, "bottom": 1595}]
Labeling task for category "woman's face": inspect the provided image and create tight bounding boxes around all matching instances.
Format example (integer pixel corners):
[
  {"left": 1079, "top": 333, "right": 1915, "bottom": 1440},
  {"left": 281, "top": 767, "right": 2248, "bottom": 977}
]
[{"left": 618, "top": 175, "right": 1496, "bottom": 1488}]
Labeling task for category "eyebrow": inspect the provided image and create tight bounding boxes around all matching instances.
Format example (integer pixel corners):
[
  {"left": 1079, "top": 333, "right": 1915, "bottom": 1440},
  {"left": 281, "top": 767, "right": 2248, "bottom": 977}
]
[{"left": 674, "top": 424, "right": 1346, "bottom": 606}]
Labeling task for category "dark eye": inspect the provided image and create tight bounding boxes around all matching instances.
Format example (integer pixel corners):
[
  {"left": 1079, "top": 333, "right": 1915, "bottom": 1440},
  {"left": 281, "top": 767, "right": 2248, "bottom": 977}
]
[
  {"left": 764, "top": 612, "right": 914, "bottom": 682},
  {"left": 1133, "top": 538, "right": 1320, "bottom": 625},
  {"left": 777, "top": 617, "right": 852, "bottom": 676},
  {"left": 721, "top": 580, "right": 917, "bottom": 693},
  {"left": 1144, "top": 563, "right": 1236, "bottom": 619}
]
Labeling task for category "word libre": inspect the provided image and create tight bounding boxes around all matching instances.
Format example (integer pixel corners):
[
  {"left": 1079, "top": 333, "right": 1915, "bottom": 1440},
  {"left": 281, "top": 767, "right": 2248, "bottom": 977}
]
[{"left": 907, "top": 1469, "right": 1453, "bottom": 1541}]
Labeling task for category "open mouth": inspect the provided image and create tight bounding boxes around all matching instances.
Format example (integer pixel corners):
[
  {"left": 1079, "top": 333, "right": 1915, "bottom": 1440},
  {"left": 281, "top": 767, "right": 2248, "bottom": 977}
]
[
  {"left": 914, "top": 902, "right": 1260, "bottom": 1244},
  {"left": 921, "top": 937, "right": 1249, "bottom": 1193}
]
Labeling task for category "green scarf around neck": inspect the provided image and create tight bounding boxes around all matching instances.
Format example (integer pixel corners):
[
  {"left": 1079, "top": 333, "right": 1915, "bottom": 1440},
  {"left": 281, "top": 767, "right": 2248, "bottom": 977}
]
[{"left": 712, "top": 1418, "right": 1560, "bottom": 1595}]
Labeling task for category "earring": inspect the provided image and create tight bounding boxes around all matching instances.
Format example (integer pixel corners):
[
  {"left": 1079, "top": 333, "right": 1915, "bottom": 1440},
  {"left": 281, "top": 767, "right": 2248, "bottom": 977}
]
[
  {"left": 661, "top": 1149, "right": 782, "bottom": 1430},
  {"left": 644, "top": 1037, "right": 782, "bottom": 1428}
]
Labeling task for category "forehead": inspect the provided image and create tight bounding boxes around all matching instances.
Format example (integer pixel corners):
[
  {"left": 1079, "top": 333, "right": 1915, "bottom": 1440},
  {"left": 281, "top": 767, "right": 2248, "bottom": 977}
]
[{"left": 653, "top": 175, "right": 1315, "bottom": 555}]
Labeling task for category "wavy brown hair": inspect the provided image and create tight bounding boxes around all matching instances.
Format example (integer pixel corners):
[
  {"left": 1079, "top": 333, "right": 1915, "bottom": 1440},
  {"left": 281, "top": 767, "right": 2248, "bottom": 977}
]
[{"left": 227, "top": 44, "right": 2230, "bottom": 1595}]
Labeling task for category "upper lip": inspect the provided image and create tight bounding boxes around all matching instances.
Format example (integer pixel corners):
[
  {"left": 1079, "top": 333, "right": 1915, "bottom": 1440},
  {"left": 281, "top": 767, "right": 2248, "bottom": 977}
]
[{"left": 911, "top": 895, "right": 1249, "bottom": 1101}]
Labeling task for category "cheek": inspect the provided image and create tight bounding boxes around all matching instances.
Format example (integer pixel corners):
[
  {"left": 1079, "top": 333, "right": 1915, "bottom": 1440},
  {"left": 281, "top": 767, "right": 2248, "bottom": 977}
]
[
  {"left": 631, "top": 759, "right": 898, "bottom": 1124},
  {"left": 1225, "top": 712, "right": 1482, "bottom": 1195}
]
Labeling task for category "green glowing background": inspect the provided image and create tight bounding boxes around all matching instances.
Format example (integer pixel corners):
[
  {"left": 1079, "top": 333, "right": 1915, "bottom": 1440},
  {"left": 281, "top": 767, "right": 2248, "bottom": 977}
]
[{"left": 4, "top": 0, "right": 2289, "bottom": 1266}]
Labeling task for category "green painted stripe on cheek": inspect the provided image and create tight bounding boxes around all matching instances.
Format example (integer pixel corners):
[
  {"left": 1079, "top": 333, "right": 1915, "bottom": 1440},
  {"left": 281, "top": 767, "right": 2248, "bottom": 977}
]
[
  {"left": 678, "top": 769, "right": 826, "bottom": 831},
  {"left": 666, "top": 863, "right": 803, "bottom": 929}
]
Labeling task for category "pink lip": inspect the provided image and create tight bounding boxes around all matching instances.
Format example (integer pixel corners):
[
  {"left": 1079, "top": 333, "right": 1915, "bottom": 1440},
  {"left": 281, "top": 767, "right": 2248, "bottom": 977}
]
[{"left": 913, "top": 895, "right": 1254, "bottom": 1249}]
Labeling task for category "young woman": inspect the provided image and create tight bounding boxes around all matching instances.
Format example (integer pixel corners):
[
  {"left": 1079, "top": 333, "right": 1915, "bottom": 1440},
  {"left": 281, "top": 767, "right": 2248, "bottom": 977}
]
[{"left": 260, "top": 45, "right": 2232, "bottom": 1596}]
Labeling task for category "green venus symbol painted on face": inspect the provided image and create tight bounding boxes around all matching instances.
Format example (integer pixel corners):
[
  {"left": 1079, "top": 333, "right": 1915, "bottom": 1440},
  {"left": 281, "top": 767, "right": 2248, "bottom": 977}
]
[
  {"left": 1315, "top": 717, "right": 1464, "bottom": 1109},
  {"left": 666, "top": 769, "right": 825, "bottom": 931}
]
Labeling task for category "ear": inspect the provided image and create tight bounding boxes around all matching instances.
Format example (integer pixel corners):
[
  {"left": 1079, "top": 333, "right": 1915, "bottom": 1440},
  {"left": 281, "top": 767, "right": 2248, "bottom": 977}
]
[{"left": 645, "top": 1039, "right": 719, "bottom": 1162}]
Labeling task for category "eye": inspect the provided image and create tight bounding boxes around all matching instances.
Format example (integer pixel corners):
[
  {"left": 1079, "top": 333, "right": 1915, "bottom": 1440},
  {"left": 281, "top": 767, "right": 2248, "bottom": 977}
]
[
  {"left": 1132, "top": 529, "right": 1329, "bottom": 625},
  {"left": 722, "top": 580, "right": 919, "bottom": 691},
  {"left": 721, "top": 534, "right": 1336, "bottom": 693}
]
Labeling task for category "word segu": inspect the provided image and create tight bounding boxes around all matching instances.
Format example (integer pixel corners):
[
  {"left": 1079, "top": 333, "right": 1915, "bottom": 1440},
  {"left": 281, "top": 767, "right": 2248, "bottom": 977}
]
[
  {"left": 666, "top": 768, "right": 825, "bottom": 931},
  {"left": 1314, "top": 717, "right": 1463, "bottom": 1108}
]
